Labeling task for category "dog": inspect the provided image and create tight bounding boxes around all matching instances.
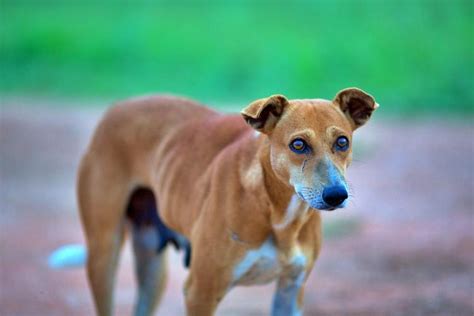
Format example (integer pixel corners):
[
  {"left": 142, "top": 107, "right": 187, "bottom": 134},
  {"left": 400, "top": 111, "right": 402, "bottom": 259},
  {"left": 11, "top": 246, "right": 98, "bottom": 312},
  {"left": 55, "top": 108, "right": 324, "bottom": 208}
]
[{"left": 77, "top": 88, "right": 378, "bottom": 316}]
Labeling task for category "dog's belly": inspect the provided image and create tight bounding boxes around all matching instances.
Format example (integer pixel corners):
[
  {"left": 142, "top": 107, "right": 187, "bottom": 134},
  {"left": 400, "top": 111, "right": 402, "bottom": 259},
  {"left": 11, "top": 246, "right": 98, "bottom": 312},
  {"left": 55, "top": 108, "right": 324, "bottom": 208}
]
[{"left": 232, "top": 238, "right": 306, "bottom": 286}]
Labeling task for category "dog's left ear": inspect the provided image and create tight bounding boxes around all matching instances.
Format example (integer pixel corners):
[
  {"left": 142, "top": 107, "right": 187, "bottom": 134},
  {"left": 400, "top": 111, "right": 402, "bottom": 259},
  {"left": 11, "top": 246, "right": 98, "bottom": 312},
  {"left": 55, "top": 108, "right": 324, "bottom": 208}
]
[
  {"left": 240, "top": 95, "right": 289, "bottom": 133},
  {"left": 334, "top": 88, "right": 379, "bottom": 130}
]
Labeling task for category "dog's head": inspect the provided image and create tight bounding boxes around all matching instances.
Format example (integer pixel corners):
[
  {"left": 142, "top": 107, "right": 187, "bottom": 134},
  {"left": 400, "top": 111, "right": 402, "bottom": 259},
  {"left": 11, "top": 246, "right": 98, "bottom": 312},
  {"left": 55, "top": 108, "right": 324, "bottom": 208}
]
[{"left": 241, "top": 88, "right": 378, "bottom": 211}]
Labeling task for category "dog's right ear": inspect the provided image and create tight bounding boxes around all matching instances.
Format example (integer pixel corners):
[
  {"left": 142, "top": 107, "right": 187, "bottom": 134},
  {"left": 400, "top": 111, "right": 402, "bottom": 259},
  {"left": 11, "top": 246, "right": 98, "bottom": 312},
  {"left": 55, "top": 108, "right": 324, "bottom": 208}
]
[{"left": 240, "top": 95, "right": 289, "bottom": 133}]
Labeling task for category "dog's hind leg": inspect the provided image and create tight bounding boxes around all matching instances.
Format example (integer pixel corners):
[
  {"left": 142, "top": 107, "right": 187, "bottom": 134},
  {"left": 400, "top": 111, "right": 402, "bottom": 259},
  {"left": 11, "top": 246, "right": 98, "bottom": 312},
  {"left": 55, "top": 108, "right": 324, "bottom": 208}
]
[
  {"left": 127, "top": 188, "right": 168, "bottom": 316},
  {"left": 77, "top": 158, "right": 130, "bottom": 316},
  {"left": 130, "top": 226, "right": 168, "bottom": 316}
]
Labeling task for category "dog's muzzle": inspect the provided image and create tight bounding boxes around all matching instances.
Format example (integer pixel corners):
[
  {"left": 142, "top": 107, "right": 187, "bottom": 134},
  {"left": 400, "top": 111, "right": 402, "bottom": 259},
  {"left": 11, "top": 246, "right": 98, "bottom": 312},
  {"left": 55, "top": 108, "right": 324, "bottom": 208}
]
[{"left": 296, "top": 184, "right": 348, "bottom": 211}]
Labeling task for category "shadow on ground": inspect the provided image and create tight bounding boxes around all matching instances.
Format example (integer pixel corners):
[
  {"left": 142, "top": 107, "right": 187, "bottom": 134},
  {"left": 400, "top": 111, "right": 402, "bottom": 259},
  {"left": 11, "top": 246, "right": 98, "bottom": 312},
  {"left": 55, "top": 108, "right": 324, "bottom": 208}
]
[{"left": 1, "top": 100, "right": 473, "bottom": 315}]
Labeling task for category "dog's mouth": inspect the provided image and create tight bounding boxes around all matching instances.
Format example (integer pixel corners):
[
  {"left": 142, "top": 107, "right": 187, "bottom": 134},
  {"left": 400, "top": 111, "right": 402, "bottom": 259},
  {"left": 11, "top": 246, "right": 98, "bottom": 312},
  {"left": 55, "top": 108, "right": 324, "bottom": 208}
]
[{"left": 314, "top": 202, "right": 345, "bottom": 212}]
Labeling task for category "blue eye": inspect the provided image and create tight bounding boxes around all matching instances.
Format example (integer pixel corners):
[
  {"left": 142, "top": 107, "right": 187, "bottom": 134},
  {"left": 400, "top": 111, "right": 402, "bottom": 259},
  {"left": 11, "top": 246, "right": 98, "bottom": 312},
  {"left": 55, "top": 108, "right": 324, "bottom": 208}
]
[
  {"left": 290, "top": 139, "right": 310, "bottom": 154},
  {"left": 335, "top": 136, "right": 349, "bottom": 151}
]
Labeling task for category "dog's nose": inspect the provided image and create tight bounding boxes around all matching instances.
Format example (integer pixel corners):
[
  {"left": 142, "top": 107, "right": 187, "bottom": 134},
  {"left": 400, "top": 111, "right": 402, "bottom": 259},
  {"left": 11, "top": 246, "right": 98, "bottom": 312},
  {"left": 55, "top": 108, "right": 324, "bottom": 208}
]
[{"left": 322, "top": 185, "right": 348, "bottom": 207}]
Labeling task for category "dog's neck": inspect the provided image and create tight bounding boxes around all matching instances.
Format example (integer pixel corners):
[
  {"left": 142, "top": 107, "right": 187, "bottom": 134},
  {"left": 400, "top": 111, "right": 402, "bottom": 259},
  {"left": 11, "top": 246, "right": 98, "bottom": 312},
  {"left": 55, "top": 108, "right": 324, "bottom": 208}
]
[{"left": 257, "top": 139, "right": 315, "bottom": 250}]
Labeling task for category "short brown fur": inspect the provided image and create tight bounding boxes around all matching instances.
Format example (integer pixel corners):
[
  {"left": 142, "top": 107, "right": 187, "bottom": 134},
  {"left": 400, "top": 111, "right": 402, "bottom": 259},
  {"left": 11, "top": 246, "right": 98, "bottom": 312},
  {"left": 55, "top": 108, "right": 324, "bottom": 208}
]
[{"left": 78, "top": 89, "right": 378, "bottom": 316}]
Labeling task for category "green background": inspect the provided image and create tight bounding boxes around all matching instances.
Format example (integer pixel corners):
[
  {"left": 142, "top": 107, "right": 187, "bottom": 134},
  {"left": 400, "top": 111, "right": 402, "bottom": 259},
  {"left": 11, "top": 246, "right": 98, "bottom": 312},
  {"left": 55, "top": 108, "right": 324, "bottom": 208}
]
[{"left": 1, "top": 0, "right": 473, "bottom": 116}]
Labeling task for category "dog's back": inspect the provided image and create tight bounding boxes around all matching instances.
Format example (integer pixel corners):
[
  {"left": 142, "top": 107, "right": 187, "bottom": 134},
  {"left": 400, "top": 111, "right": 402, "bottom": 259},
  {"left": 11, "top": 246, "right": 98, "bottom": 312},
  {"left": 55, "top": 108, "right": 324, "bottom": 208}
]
[{"left": 84, "top": 95, "right": 249, "bottom": 187}]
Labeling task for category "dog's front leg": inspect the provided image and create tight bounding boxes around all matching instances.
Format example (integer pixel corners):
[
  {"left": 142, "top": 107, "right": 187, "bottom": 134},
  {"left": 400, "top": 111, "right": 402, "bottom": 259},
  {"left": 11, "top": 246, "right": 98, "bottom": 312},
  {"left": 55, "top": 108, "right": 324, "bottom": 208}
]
[
  {"left": 271, "top": 273, "right": 306, "bottom": 316},
  {"left": 183, "top": 270, "right": 229, "bottom": 316},
  {"left": 183, "top": 240, "right": 232, "bottom": 316}
]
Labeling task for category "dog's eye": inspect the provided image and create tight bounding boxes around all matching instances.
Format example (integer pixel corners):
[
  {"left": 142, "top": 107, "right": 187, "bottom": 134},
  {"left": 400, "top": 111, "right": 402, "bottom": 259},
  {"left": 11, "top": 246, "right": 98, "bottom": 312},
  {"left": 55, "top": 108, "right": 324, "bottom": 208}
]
[
  {"left": 334, "top": 136, "right": 349, "bottom": 151},
  {"left": 290, "top": 139, "right": 309, "bottom": 154}
]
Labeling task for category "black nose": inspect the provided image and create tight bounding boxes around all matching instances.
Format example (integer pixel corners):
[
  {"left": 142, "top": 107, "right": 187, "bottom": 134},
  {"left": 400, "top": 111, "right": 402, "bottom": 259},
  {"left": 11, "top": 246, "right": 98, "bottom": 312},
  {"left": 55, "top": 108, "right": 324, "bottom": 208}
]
[{"left": 322, "top": 185, "right": 348, "bottom": 207}]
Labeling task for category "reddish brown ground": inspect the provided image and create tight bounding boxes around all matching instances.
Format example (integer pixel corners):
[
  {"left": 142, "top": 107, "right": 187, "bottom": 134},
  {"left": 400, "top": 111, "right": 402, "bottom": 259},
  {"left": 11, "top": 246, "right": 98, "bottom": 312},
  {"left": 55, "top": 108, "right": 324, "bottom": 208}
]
[{"left": 1, "top": 101, "right": 473, "bottom": 315}]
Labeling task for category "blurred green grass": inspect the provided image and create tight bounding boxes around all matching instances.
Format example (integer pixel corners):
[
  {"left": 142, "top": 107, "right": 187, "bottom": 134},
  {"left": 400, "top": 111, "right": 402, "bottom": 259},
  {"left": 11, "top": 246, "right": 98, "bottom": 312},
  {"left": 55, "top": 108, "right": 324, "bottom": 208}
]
[{"left": 1, "top": 1, "right": 473, "bottom": 115}]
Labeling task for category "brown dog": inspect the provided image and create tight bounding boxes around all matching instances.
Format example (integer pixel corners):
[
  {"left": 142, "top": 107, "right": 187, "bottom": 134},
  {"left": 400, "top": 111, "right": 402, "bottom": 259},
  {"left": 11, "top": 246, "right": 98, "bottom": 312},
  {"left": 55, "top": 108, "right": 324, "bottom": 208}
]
[{"left": 78, "top": 88, "right": 378, "bottom": 316}]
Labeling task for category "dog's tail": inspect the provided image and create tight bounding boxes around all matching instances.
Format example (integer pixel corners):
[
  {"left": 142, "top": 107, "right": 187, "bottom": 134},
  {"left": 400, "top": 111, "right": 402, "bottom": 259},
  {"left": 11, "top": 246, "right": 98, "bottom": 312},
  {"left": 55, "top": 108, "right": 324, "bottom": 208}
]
[{"left": 48, "top": 243, "right": 87, "bottom": 269}]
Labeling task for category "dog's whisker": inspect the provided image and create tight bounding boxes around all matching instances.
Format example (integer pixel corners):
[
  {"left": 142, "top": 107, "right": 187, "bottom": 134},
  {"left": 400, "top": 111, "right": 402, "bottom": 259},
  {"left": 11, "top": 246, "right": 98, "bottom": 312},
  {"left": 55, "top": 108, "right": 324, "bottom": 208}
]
[
  {"left": 351, "top": 158, "right": 368, "bottom": 165},
  {"left": 347, "top": 198, "right": 358, "bottom": 208}
]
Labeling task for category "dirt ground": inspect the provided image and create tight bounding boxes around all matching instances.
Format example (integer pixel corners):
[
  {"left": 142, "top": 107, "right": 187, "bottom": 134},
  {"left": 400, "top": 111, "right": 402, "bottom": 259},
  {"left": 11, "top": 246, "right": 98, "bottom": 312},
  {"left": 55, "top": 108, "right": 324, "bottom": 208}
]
[{"left": 1, "top": 99, "right": 473, "bottom": 316}]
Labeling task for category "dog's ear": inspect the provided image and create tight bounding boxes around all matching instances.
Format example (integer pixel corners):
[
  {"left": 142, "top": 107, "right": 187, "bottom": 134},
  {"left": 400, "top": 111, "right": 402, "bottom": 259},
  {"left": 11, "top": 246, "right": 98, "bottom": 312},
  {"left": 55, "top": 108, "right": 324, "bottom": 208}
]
[
  {"left": 240, "top": 95, "right": 289, "bottom": 133},
  {"left": 333, "top": 88, "right": 379, "bottom": 130}
]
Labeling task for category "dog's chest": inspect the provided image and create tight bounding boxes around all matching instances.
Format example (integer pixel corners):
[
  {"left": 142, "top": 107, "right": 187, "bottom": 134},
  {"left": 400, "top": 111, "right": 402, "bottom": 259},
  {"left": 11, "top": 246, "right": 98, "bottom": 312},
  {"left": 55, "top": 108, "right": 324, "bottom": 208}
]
[{"left": 232, "top": 239, "right": 306, "bottom": 286}]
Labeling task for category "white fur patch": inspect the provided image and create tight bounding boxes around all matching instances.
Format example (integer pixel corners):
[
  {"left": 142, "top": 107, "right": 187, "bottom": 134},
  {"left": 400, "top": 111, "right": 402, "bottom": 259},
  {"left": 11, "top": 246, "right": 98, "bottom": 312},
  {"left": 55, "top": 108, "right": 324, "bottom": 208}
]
[
  {"left": 290, "top": 247, "right": 307, "bottom": 274},
  {"left": 273, "top": 194, "right": 309, "bottom": 230},
  {"left": 233, "top": 239, "right": 280, "bottom": 286},
  {"left": 242, "top": 156, "right": 263, "bottom": 189},
  {"left": 232, "top": 239, "right": 307, "bottom": 287}
]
